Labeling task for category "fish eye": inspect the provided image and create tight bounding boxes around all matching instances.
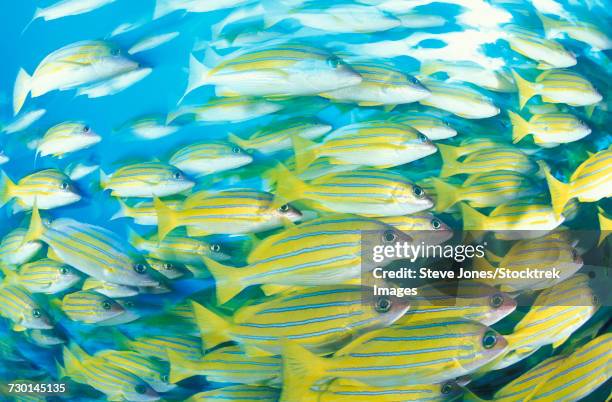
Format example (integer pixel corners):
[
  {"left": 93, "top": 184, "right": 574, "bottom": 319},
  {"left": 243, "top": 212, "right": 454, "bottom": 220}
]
[
  {"left": 83, "top": 125, "right": 90, "bottom": 133},
  {"left": 409, "top": 76, "right": 420, "bottom": 85},
  {"left": 232, "top": 147, "right": 241, "bottom": 154},
  {"left": 101, "top": 300, "right": 113, "bottom": 310},
  {"left": 442, "top": 120, "right": 450, "bottom": 127},
  {"left": 125, "top": 301, "right": 134, "bottom": 308},
  {"left": 172, "top": 171, "right": 182, "bottom": 180},
  {"left": 163, "top": 263, "right": 174, "bottom": 270},
  {"left": 210, "top": 244, "right": 221, "bottom": 252},
  {"left": 431, "top": 219, "right": 441, "bottom": 230},
  {"left": 59, "top": 267, "right": 70, "bottom": 275},
  {"left": 32, "top": 308, "right": 42, "bottom": 318},
  {"left": 134, "top": 384, "right": 147, "bottom": 395},
  {"left": 490, "top": 294, "right": 504, "bottom": 308},
  {"left": 278, "top": 204, "right": 290, "bottom": 213},
  {"left": 161, "top": 374, "right": 169, "bottom": 383},
  {"left": 111, "top": 48, "right": 120, "bottom": 56},
  {"left": 571, "top": 248, "right": 578, "bottom": 260},
  {"left": 412, "top": 185, "right": 425, "bottom": 198},
  {"left": 482, "top": 330, "right": 498, "bottom": 349},
  {"left": 59, "top": 181, "right": 70, "bottom": 190},
  {"left": 419, "top": 134, "right": 429, "bottom": 142},
  {"left": 375, "top": 296, "right": 392, "bottom": 313},
  {"left": 133, "top": 263, "right": 147, "bottom": 274},
  {"left": 441, "top": 382, "right": 454, "bottom": 394},
  {"left": 592, "top": 295, "right": 599, "bottom": 305},
  {"left": 326, "top": 56, "right": 341, "bottom": 68},
  {"left": 383, "top": 230, "right": 397, "bottom": 243}
]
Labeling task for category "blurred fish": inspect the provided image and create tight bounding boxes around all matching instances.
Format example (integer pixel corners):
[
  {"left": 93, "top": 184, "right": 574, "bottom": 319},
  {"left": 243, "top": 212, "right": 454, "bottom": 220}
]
[
  {"left": 76, "top": 67, "right": 152, "bottom": 98},
  {"left": 320, "top": 61, "right": 430, "bottom": 106},
  {"left": 29, "top": 0, "right": 117, "bottom": 22},
  {"left": 419, "top": 79, "right": 500, "bottom": 119},
  {"left": 539, "top": 148, "right": 612, "bottom": 218},
  {"left": 65, "top": 160, "right": 99, "bottom": 180},
  {"left": 292, "top": 120, "right": 437, "bottom": 172},
  {"left": 101, "top": 162, "right": 194, "bottom": 197},
  {"left": 0, "top": 169, "right": 81, "bottom": 210},
  {"left": 62, "top": 290, "right": 125, "bottom": 323},
  {"left": 0, "top": 150, "right": 8, "bottom": 165},
  {"left": 153, "top": 0, "right": 252, "bottom": 19},
  {"left": 146, "top": 258, "right": 192, "bottom": 280},
  {"left": 420, "top": 60, "right": 515, "bottom": 92},
  {"left": 116, "top": 114, "right": 180, "bottom": 140},
  {"left": 168, "top": 96, "right": 285, "bottom": 123},
  {"left": 508, "top": 111, "right": 591, "bottom": 147},
  {"left": 1, "top": 108, "right": 46, "bottom": 134},
  {"left": 502, "top": 25, "right": 576, "bottom": 69},
  {"left": 280, "top": 319, "right": 508, "bottom": 400},
  {"left": 23, "top": 207, "right": 159, "bottom": 286},
  {"left": 154, "top": 188, "right": 302, "bottom": 240},
  {"left": 25, "top": 327, "right": 66, "bottom": 347},
  {"left": 36, "top": 122, "right": 101, "bottom": 158},
  {"left": 3, "top": 258, "right": 80, "bottom": 294},
  {"left": 397, "top": 12, "right": 447, "bottom": 28},
  {"left": 186, "top": 385, "right": 279, "bottom": 402},
  {"left": 184, "top": 43, "right": 361, "bottom": 98},
  {"left": 128, "top": 32, "right": 180, "bottom": 55},
  {"left": 95, "top": 349, "right": 175, "bottom": 392},
  {"left": 0, "top": 228, "right": 43, "bottom": 266},
  {"left": 119, "top": 333, "right": 203, "bottom": 361},
  {"left": 169, "top": 141, "right": 253, "bottom": 176},
  {"left": 81, "top": 277, "right": 139, "bottom": 297},
  {"left": 13, "top": 40, "right": 139, "bottom": 114},
  {"left": 0, "top": 285, "right": 53, "bottom": 330},
  {"left": 168, "top": 345, "right": 281, "bottom": 384},
  {"left": 111, "top": 198, "right": 183, "bottom": 225},
  {"left": 228, "top": 117, "right": 332, "bottom": 154},
  {"left": 537, "top": 12, "right": 612, "bottom": 51},
  {"left": 273, "top": 166, "right": 434, "bottom": 216},
  {"left": 389, "top": 112, "right": 457, "bottom": 140},
  {"left": 192, "top": 285, "right": 410, "bottom": 354},
  {"left": 512, "top": 69, "right": 602, "bottom": 108},
  {"left": 438, "top": 145, "right": 536, "bottom": 177},
  {"left": 203, "top": 215, "right": 410, "bottom": 303}
]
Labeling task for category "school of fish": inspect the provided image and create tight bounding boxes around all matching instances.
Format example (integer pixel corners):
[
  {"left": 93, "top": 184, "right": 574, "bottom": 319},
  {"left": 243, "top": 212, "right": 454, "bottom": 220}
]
[{"left": 0, "top": 0, "right": 610, "bottom": 401}]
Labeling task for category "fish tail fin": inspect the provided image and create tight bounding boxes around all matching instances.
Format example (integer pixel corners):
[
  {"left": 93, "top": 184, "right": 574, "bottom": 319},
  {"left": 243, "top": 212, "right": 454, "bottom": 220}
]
[
  {"left": 153, "top": 0, "right": 174, "bottom": 19},
  {"left": 292, "top": 135, "right": 319, "bottom": 173},
  {"left": 437, "top": 144, "right": 464, "bottom": 178},
  {"left": 536, "top": 12, "right": 559, "bottom": 36},
  {"left": 598, "top": 210, "right": 611, "bottom": 246},
  {"left": 419, "top": 60, "right": 444, "bottom": 76},
  {"left": 154, "top": 197, "right": 180, "bottom": 241},
  {"left": 430, "top": 178, "right": 460, "bottom": 212},
  {"left": 272, "top": 164, "right": 308, "bottom": 208},
  {"left": 0, "top": 170, "right": 16, "bottom": 208},
  {"left": 227, "top": 132, "right": 249, "bottom": 150},
  {"left": 61, "top": 346, "right": 87, "bottom": 383},
  {"left": 126, "top": 227, "right": 145, "bottom": 248},
  {"left": 190, "top": 301, "right": 233, "bottom": 348},
  {"left": 508, "top": 111, "right": 531, "bottom": 144},
  {"left": 13, "top": 68, "right": 32, "bottom": 115},
  {"left": 183, "top": 53, "right": 212, "bottom": 101},
  {"left": 201, "top": 255, "right": 246, "bottom": 304},
  {"left": 99, "top": 169, "right": 109, "bottom": 189},
  {"left": 110, "top": 198, "right": 131, "bottom": 221},
  {"left": 23, "top": 205, "right": 44, "bottom": 245},
  {"left": 584, "top": 104, "right": 596, "bottom": 119},
  {"left": 460, "top": 203, "right": 489, "bottom": 231},
  {"left": 280, "top": 341, "right": 330, "bottom": 402},
  {"left": 166, "top": 347, "right": 198, "bottom": 383},
  {"left": 511, "top": 70, "right": 537, "bottom": 109},
  {"left": 538, "top": 161, "right": 571, "bottom": 219}
]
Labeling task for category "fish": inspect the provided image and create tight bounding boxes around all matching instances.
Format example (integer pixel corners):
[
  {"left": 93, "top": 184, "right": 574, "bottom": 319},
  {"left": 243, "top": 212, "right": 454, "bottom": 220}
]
[
  {"left": 280, "top": 319, "right": 508, "bottom": 401},
  {"left": 508, "top": 111, "right": 591, "bottom": 147},
  {"left": 377, "top": 213, "right": 453, "bottom": 245},
  {"left": 273, "top": 166, "right": 434, "bottom": 216},
  {"left": 264, "top": 3, "right": 401, "bottom": 33},
  {"left": 0, "top": 228, "right": 44, "bottom": 266},
  {"left": 146, "top": 258, "right": 192, "bottom": 280},
  {"left": 65, "top": 160, "right": 99, "bottom": 180},
  {"left": 1, "top": 108, "right": 46, "bottom": 134},
  {"left": 3, "top": 258, "right": 80, "bottom": 294},
  {"left": 320, "top": 61, "right": 431, "bottom": 105},
  {"left": 153, "top": 0, "right": 253, "bottom": 19},
  {"left": 0, "top": 169, "right": 81, "bottom": 210},
  {"left": 291, "top": 120, "right": 437, "bottom": 172},
  {"left": 95, "top": 349, "right": 175, "bottom": 392},
  {"left": 0, "top": 285, "right": 53, "bottom": 331},
  {"left": 128, "top": 32, "right": 180, "bottom": 55},
  {"left": 167, "top": 345, "right": 282, "bottom": 385},
  {"left": 29, "top": 0, "right": 117, "bottom": 22},
  {"left": 168, "top": 141, "right": 253, "bottom": 176},
  {"left": 430, "top": 171, "right": 539, "bottom": 212},
  {"left": 13, "top": 40, "right": 139, "bottom": 114},
  {"left": 228, "top": 117, "right": 332, "bottom": 154},
  {"left": 537, "top": 12, "right": 612, "bottom": 51},
  {"left": 418, "top": 79, "right": 500, "bottom": 119},
  {"left": 502, "top": 25, "right": 576, "bottom": 69},
  {"left": 512, "top": 69, "right": 602, "bottom": 108},
  {"left": 61, "top": 290, "right": 125, "bottom": 323},
  {"left": 389, "top": 112, "right": 457, "bottom": 140},
  {"left": 81, "top": 277, "right": 139, "bottom": 298},
  {"left": 184, "top": 43, "right": 362, "bottom": 98},
  {"left": 36, "top": 122, "right": 101, "bottom": 158},
  {"left": 76, "top": 67, "right": 152, "bottom": 98},
  {"left": 101, "top": 162, "right": 194, "bottom": 197},
  {"left": 61, "top": 343, "right": 159, "bottom": 401},
  {"left": 119, "top": 334, "right": 204, "bottom": 361},
  {"left": 539, "top": 148, "right": 612, "bottom": 218},
  {"left": 186, "top": 385, "right": 279, "bottom": 402},
  {"left": 473, "top": 233, "right": 583, "bottom": 292},
  {"left": 23, "top": 206, "right": 159, "bottom": 286},
  {"left": 111, "top": 198, "right": 183, "bottom": 225},
  {"left": 395, "top": 281, "right": 516, "bottom": 326},
  {"left": 437, "top": 144, "right": 536, "bottom": 177},
  {"left": 128, "top": 228, "right": 231, "bottom": 264},
  {"left": 116, "top": 115, "right": 180, "bottom": 140},
  {"left": 202, "top": 215, "right": 411, "bottom": 303},
  {"left": 154, "top": 188, "right": 303, "bottom": 240},
  {"left": 420, "top": 60, "right": 516, "bottom": 92},
  {"left": 167, "top": 96, "right": 285, "bottom": 124},
  {"left": 598, "top": 207, "right": 611, "bottom": 245},
  {"left": 191, "top": 285, "right": 410, "bottom": 355}
]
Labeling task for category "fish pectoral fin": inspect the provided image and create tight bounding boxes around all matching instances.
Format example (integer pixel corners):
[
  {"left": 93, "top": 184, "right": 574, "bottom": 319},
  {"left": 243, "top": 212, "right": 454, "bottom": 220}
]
[
  {"left": 47, "top": 248, "right": 62, "bottom": 262},
  {"left": 13, "top": 324, "right": 26, "bottom": 332},
  {"left": 552, "top": 335, "right": 571, "bottom": 349},
  {"left": 242, "top": 344, "right": 275, "bottom": 357}
]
